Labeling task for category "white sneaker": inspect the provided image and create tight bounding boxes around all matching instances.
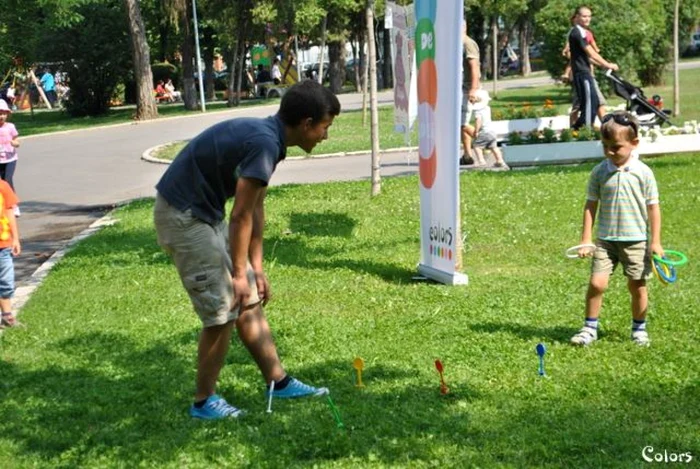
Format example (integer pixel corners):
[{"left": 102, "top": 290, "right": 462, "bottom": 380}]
[
  {"left": 570, "top": 326, "right": 598, "bottom": 346},
  {"left": 13, "top": 206, "right": 20, "bottom": 217},
  {"left": 631, "top": 330, "right": 650, "bottom": 347}
]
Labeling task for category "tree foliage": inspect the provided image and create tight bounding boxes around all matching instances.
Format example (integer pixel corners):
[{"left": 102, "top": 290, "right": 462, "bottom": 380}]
[{"left": 46, "top": 1, "right": 131, "bottom": 116}]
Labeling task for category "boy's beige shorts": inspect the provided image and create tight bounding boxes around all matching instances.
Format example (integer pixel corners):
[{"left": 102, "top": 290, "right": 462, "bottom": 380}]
[{"left": 592, "top": 239, "right": 652, "bottom": 280}]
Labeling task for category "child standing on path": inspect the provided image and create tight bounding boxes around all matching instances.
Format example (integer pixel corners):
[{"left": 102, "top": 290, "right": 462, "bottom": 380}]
[
  {"left": 0, "top": 177, "right": 21, "bottom": 329},
  {"left": 464, "top": 90, "right": 509, "bottom": 169},
  {"left": 570, "top": 111, "right": 663, "bottom": 347},
  {"left": 0, "top": 99, "right": 20, "bottom": 216}
]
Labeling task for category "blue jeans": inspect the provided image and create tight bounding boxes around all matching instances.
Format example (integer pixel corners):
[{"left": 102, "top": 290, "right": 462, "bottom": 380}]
[{"left": 0, "top": 248, "right": 15, "bottom": 298}]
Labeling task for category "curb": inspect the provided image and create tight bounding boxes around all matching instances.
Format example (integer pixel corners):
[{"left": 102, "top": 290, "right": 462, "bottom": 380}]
[
  {"left": 141, "top": 142, "right": 421, "bottom": 164},
  {"left": 12, "top": 212, "right": 118, "bottom": 315}
]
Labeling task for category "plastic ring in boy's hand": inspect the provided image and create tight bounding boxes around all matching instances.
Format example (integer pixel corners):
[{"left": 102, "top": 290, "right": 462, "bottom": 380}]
[
  {"left": 565, "top": 243, "right": 597, "bottom": 259},
  {"left": 651, "top": 258, "right": 668, "bottom": 286},
  {"left": 652, "top": 257, "right": 677, "bottom": 284},
  {"left": 653, "top": 250, "right": 688, "bottom": 267}
]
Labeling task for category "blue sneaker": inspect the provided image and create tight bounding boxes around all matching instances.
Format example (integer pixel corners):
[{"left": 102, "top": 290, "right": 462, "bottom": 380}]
[
  {"left": 189, "top": 394, "right": 244, "bottom": 420},
  {"left": 267, "top": 378, "right": 329, "bottom": 399}
]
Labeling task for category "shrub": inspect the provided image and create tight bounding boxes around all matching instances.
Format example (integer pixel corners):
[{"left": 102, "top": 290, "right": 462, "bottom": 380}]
[
  {"left": 558, "top": 128, "right": 573, "bottom": 142},
  {"left": 542, "top": 127, "right": 558, "bottom": 143},
  {"left": 526, "top": 129, "right": 542, "bottom": 144},
  {"left": 575, "top": 126, "right": 596, "bottom": 141},
  {"left": 152, "top": 62, "right": 180, "bottom": 88},
  {"left": 42, "top": 1, "right": 130, "bottom": 116},
  {"left": 507, "top": 131, "right": 524, "bottom": 146}
]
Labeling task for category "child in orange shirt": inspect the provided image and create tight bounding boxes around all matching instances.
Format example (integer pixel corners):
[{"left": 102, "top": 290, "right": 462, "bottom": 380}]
[{"left": 0, "top": 178, "right": 21, "bottom": 328}]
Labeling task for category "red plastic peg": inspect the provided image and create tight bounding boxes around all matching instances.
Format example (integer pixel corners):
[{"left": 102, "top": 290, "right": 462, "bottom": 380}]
[{"left": 434, "top": 360, "right": 449, "bottom": 394}]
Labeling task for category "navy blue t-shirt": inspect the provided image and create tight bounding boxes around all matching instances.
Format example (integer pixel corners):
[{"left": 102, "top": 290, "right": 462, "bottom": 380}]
[
  {"left": 156, "top": 115, "right": 286, "bottom": 225},
  {"left": 568, "top": 25, "right": 591, "bottom": 75}
]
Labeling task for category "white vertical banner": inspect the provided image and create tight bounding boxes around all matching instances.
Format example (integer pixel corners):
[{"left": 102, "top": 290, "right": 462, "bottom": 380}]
[
  {"left": 388, "top": 2, "right": 417, "bottom": 135},
  {"left": 415, "top": 0, "right": 467, "bottom": 285}
]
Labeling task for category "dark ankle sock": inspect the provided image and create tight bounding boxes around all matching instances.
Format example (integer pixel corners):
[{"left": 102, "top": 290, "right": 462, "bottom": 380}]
[
  {"left": 194, "top": 398, "right": 208, "bottom": 408},
  {"left": 273, "top": 375, "right": 291, "bottom": 390}
]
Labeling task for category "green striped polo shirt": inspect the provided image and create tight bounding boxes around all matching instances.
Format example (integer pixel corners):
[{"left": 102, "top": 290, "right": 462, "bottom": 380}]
[{"left": 586, "top": 153, "right": 659, "bottom": 241}]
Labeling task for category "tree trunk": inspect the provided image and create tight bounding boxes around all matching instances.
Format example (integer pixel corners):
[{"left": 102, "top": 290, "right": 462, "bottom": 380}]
[
  {"left": 382, "top": 23, "right": 393, "bottom": 89},
  {"left": 367, "top": 0, "right": 380, "bottom": 196},
  {"left": 362, "top": 31, "right": 369, "bottom": 126},
  {"left": 519, "top": 19, "right": 532, "bottom": 76},
  {"left": 158, "top": 24, "right": 169, "bottom": 62},
  {"left": 318, "top": 15, "right": 328, "bottom": 84},
  {"left": 328, "top": 42, "right": 343, "bottom": 94},
  {"left": 204, "top": 50, "right": 215, "bottom": 101},
  {"left": 228, "top": 10, "right": 249, "bottom": 107},
  {"left": 673, "top": 0, "right": 680, "bottom": 116},
  {"left": 492, "top": 16, "right": 498, "bottom": 97},
  {"left": 354, "top": 32, "right": 365, "bottom": 93},
  {"left": 180, "top": 0, "right": 198, "bottom": 110},
  {"left": 124, "top": 0, "right": 158, "bottom": 120},
  {"left": 228, "top": 44, "right": 240, "bottom": 107},
  {"left": 203, "top": 28, "right": 216, "bottom": 101},
  {"left": 481, "top": 17, "right": 491, "bottom": 80}
]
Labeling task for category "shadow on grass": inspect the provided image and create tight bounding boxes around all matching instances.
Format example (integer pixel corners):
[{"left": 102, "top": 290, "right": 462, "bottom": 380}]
[
  {"left": 58, "top": 225, "right": 171, "bottom": 268},
  {"left": 266, "top": 234, "right": 416, "bottom": 284},
  {"left": 289, "top": 212, "right": 356, "bottom": 238},
  {"left": 41, "top": 207, "right": 413, "bottom": 282},
  {"left": 1, "top": 330, "right": 697, "bottom": 467},
  {"left": 468, "top": 321, "right": 574, "bottom": 343}
]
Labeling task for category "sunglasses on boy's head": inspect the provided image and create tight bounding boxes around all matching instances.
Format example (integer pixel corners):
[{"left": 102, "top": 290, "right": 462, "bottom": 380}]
[{"left": 601, "top": 113, "right": 638, "bottom": 138}]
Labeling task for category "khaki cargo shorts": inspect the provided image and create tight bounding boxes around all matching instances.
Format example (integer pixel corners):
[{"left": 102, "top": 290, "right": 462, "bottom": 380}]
[
  {"left": 591, "top": 239, "right": 651, "bottom": 280},
  {"left": 153, "top": 193, "right": 260, "bottom": 327}
]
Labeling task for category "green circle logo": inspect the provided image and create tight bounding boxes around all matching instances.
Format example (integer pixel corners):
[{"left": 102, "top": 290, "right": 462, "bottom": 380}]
[{"left": 415, "top": 18, "right": 435, "bottom": 68}]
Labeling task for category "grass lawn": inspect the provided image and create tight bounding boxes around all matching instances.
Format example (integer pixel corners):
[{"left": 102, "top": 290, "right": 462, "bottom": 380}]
[
  {"left": 152, "top": 67, "right": 700, "bottom": 161},
  {"left": 1, "top": 152, "right": 698, "bottom": 467}
]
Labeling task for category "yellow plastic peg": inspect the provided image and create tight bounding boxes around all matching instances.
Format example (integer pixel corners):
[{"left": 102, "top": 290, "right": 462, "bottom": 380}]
[{"left": 353, "top": 357, "right": 365, "bottom": 388}]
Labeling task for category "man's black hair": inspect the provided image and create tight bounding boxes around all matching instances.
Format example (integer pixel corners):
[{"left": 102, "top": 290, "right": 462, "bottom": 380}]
[{"left": 278, "top": 80, "right": 341, "bottom": 126}]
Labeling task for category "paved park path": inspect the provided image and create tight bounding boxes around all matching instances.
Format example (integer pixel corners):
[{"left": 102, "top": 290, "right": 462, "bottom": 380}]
[{"left": 13, "top": 63, "right": 699, "bottom": 286}]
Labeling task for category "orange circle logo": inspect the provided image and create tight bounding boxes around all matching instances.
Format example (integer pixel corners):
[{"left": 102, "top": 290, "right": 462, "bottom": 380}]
[{"left": 417, "top": 59, "right": 437, "bottom": 107}]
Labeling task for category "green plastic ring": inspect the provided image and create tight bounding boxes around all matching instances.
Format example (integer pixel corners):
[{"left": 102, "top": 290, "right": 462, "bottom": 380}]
[{"left": 653, "top": 250, "right": 688, "bottom": 267}]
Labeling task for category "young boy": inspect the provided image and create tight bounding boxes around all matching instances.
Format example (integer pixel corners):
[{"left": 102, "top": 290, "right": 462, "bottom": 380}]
[
  {"left": 0, "top": 177, "right": 21, "bottom": 329},
  {"left": 463, "top": 90, "right": 508, "bottom": 169},
  {"left": 570, "top": 111, "right": 663, "bottom": 347},
  {"left": 154, "top": 80, "right": 341, "bottom": 420}
]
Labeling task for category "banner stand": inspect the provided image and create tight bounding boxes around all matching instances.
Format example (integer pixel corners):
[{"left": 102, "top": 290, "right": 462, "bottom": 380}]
[
  {"left": 417, "top": 264, "right": 468, "bottom": 285},
  {"left": 414, "top": 0, "right": 467, "bottom": 286}
]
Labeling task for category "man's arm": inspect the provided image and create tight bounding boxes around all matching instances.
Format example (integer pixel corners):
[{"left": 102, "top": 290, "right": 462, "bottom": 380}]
[
  {"left": 249, "top": 186, "right": 267, "bottom": 273},
  {"left": 468, "top": 58, "right": 480, "bottom": 100},
  {"left": 229, "top": 177, "right": 266, "bottom": 304},
  {"left": 584, "top": 44, "right": 617, "bottom": 70}
]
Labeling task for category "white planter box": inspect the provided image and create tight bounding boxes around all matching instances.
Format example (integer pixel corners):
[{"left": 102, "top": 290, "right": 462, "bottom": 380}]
[
  {"left": 639, "top": 134, "right": 700, "bottom": 156},
  {"left": 491, "top": 115, "right": 571, "bottom": 140},
  {"left": 503, "top": 134, "right": 700, "bottom": 167},
  {"left": 503, "top": 141, "right": 603, "bottom": 167}
]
